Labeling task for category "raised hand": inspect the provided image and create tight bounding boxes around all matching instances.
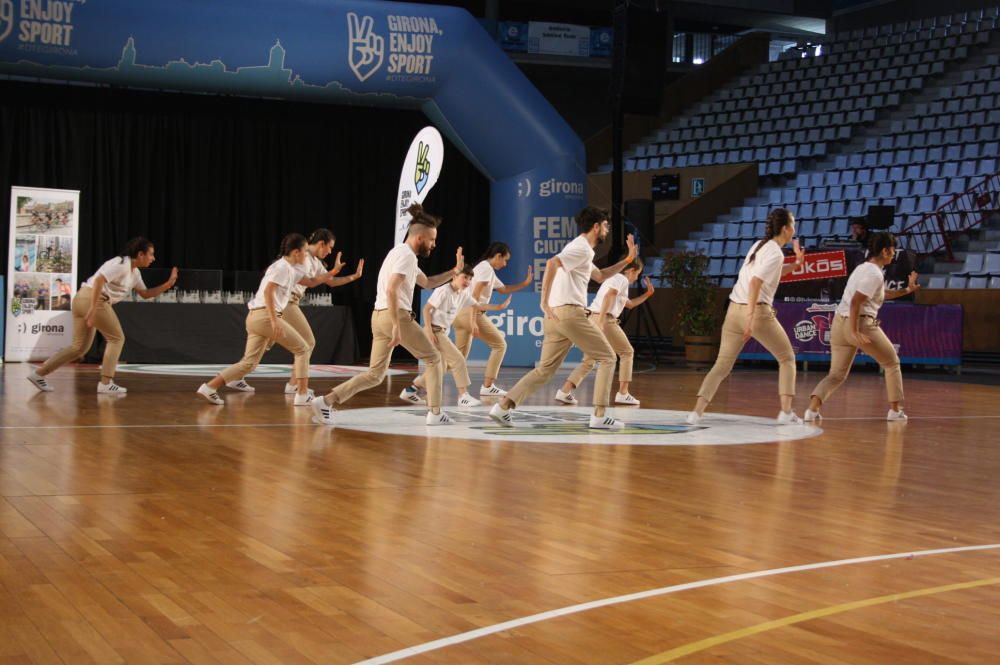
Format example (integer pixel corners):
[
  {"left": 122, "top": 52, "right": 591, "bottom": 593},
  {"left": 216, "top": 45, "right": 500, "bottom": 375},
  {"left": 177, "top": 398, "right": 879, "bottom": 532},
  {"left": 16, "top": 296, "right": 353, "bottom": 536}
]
[
  {"left": 792, "top": 238, "right": 805, "bottom": 264},
  {"left": 353, "top": 258, "right": 365, "bottom": 279},
  {"left": 625, "top": 233, "right": 637, "bottom": 261},
  {"left": 644, "top": 276, "right": 655, "bottom": 294},
  {"left": 330, "top": 252, "right": 344, "bottom": 276},
  {"left": 907, "top": 271, "right": 920, "bottom": 292},
  {"left": 167, "top": 267, "right": 179, "bottom": 287},
  {"left": 454, "top": 246, "right": 464, "bottom": 273}
]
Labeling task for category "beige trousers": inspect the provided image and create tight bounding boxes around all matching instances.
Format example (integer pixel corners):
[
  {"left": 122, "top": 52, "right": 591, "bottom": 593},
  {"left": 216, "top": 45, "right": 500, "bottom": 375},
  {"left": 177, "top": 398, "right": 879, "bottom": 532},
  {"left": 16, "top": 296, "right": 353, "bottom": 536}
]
[
  {"left": 697, "top": 302, "right": 796, "bottom": 403},
  {"left": 332, "top": 310, "right": 443, "bottom": 408},
  {"left": 811, "top": 315, "right": 903, "bottom": 404},
  {"left": 566, "top": 313, "right": 634, "bottom": 387},
  {"left": 414, "top": 328, "right": 471, "bottom": 390},
  {"left": 219, "top": 309, "right": 310, "bottom": 383},
  {"left": 507, "top": 305, "right": 615, "bottom": 407},
  {"left": 282, "top": 295, "right": 316, "bottom": 353},
  {"left": 39, "top": 287, "right": 124, "bottom": 378},
  {"left": 453, "top": 306, "right": 507, "bottom": 381}
]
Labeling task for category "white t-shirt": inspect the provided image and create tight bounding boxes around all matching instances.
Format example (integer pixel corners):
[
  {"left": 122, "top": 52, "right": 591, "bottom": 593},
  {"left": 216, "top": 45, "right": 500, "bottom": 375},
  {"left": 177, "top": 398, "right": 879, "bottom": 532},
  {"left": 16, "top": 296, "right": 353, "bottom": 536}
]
[
  {"left": 292, "top": 252, "right": 328, "bottom": 298},
  {"left": 374, "top": 243, "right": 425, "bottom": 312},
  {"left": 471, "top": 260, "right": 504, "bottom": 304},
  {"left": 837, "top": 262, "right": 885, "bottom": 318},
  {"left": 85, "top": 257, "right": 147, "bottom": 305},
  {"left": 730, "top": 240, "right": 785, "bottom": 306},
  {"left": 589, "top": 273, "right": 630, "bottom": 318},
  {"left": 548, "top": 235, "right": 597, "bottom": 308},
  {"left": 427, "top": 283, "right": 475, "bottom": 333},
  {"left": 248, "top": 259, "right": 303, "bottom": 313}
]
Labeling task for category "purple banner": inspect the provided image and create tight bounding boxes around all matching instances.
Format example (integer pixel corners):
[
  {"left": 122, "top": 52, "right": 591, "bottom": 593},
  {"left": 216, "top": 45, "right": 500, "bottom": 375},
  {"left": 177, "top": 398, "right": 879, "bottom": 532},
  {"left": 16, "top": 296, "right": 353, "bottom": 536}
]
[{"left": 739, "top": 302, "right": 963, "bottom": 365}]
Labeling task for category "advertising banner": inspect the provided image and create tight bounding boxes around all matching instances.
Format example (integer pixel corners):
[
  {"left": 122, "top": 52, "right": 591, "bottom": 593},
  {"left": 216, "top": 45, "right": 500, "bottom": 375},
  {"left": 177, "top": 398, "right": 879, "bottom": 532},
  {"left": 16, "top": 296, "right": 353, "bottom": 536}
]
[
  {"left": 781, "top": 250, "right": 848, "bottom": 283},
  {"left": 420, "top": 290, "right": 582, "bottom": 367},
  {"left": 395, "top": 126, "right": 444, "bottom": 244},
  {"left": 5, "top": 186, "right": 80, "bottom": 361},
  {"left": 740, "top": 301, "right": 962, "bottom": 365},
  {"left": 527, "top": 22, "right": 591, "bottom": 56}
]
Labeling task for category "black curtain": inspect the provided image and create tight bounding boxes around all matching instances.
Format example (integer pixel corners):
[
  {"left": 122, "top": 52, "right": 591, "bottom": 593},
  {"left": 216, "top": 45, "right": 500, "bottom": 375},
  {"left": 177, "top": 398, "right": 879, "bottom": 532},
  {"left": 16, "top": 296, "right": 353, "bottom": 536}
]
[{"left": 0, "top": 81, "right": 491, "bottom": 356}]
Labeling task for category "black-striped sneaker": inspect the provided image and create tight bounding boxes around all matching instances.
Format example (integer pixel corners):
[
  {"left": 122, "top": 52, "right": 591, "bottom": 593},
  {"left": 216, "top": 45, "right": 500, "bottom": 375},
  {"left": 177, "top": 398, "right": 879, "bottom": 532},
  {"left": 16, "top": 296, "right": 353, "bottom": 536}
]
[
  {"left": 479, "top": 383, "right": 507, "bottom": 397},
  {"left": 588, "top": 414, "right": 624, "bottom": 430},
  {"left": 226, "top": 379, "right": 255, "bottom": 392},
  {"left": 97, "top": 381, "right": 127, "bottom": 394},
  {"left": 311, "top": 397, "right": 336, "bottom": 426},
  {"left": 27, "top": 370, "right": 53, "bottom": 392},
  {"left": 488, "top": 402, "right": 514, "bottom": 427},
  {"left": 196, "top": 383, "right": 224, "bottom": 405}
]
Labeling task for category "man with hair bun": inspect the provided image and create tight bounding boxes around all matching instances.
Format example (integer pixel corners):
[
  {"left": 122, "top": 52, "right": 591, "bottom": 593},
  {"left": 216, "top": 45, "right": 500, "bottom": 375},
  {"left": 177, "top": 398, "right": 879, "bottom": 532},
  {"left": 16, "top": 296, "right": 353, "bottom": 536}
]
[{"left": 312, "top": 203, "right": 464, "bottom": 426}]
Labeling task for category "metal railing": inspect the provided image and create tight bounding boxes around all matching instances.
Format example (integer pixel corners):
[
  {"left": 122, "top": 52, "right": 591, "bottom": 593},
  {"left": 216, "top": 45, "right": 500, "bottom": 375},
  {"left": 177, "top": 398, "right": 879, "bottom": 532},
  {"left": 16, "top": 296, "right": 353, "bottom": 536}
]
[{"left": 899, "top": 171, "right": 1000, "bottom": 260}]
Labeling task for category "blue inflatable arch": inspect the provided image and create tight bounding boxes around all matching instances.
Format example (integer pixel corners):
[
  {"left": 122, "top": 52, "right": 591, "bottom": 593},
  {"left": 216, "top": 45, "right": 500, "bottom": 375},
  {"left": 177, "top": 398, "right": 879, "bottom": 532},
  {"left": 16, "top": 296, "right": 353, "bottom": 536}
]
[{"left": 0, "top": 0, "right": 587, "bottom": 286}]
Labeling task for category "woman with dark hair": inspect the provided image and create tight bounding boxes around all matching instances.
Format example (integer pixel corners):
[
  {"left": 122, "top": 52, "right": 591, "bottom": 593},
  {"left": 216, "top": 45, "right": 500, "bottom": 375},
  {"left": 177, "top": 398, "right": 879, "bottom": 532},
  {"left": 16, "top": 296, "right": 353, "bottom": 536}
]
[
  {"left": 27, "top": 237, "right": 177, "bottom": 393},
  {"left": 805, "top": 232, "right": 919, "bottom": 422},
  {"left": 686, "top": 208, "right": 806, "bottom": 425},
  {"left": 452, "top": 241, "right": 533, "bottom": 397},
  {"left": 197, "top": 233, "right": 315, "bottom": 406}
]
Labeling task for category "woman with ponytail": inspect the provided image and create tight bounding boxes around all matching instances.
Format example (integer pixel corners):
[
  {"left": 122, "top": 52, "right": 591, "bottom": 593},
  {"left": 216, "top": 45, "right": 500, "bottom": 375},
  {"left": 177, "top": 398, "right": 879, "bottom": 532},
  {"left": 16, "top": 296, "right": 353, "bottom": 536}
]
[
  {"left": 452, "top": 241, "right": 532, "bottom": 396},
  {"left": 805, "top": 232, "right": 918, "bottom": 422},
  {"left": 196, "top": 233, "right": 315, "bottom": 406},
  {"left": 27, "top": 237, "right": 178, "bottom": 394},
  {"left": 686, "top": 208, "right": 806, "bottom": 425}
]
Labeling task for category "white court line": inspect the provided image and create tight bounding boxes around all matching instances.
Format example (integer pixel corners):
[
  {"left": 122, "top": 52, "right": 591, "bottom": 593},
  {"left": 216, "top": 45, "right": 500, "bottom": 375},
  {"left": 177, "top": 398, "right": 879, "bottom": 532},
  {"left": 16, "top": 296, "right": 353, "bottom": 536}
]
[{"left": 354, "top": 543, "right": 1000, "bottom": 665}]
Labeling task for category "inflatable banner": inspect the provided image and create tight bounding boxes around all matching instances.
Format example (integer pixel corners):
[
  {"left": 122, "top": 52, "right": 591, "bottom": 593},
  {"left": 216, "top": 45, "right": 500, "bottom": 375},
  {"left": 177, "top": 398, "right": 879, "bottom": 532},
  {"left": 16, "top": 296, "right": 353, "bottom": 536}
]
[{"left": 0, "top": 0, "right": 586, "bottom": 288}]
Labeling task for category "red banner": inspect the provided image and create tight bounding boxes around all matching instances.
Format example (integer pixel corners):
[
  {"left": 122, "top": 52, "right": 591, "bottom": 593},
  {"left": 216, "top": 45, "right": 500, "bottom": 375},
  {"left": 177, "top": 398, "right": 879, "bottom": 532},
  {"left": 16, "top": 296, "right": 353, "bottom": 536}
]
[{"left": 780, "top": 250, "right": 848, "bottom": 283}]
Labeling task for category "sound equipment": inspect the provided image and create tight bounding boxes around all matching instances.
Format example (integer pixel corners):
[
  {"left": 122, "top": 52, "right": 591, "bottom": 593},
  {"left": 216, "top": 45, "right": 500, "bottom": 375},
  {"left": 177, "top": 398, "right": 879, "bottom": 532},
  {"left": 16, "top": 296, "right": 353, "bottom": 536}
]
[{"left": 610, "top": 1, "right": 672, "bottom": 116}]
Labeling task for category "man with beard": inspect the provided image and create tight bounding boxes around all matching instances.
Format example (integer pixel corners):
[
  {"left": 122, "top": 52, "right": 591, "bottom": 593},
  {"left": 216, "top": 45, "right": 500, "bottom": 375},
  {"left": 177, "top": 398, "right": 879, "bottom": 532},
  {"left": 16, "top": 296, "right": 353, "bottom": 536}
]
[
  {"left": 489, "top": 207, "right": 637, "bottom": 430},
  {"left": 312, "top": 203, "right": 463, "bottom": 426}
]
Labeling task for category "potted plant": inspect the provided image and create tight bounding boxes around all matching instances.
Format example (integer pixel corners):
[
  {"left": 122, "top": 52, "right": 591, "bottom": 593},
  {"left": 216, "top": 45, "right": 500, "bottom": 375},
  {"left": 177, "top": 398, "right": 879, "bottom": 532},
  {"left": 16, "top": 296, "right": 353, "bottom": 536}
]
[{"left": 661, "top": 251, "right": 721, "bottom": 364}]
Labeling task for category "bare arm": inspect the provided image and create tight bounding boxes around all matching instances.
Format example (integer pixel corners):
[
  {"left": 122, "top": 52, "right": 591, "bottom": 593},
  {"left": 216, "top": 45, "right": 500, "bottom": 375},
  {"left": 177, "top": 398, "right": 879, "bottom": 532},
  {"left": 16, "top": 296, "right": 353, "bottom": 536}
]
[
  {"left": 596, "top": 288, "right": 616, "bottom": 325},
  {"left": 780, "top": 239, "right": 805, "bottom": 276},
  {"left": 136, "top": 267, "right": 178, "bottom": 299},
  {"left": 741, "top": 276, "right": 764, "bottom": 342},
  {"left": 496, "top": 266, "right": 533, "bottom": 294},
  {"left": 592, "top": 234, "right": 637, "bottom": 283},
  {"left": 479, "top": 294, "right": 511, "bottom": 312},
  {"left": 327, "top": 259, "right": 365, "bottom": 289},
  {"left": 885, "top": 271, "right": 920, "bottom": 300},
  {"left": 540, "top": 256, "right": 561, "bottom": 319},
  {"left": 848, "top": 291, "right": 871, "bottom": 345},
  {"left": 470, "top": 280, "right": 488, "bottom": 303},
  {"left": 263, "top": 281, "right": 283, "bottom": 340},
  {"left": 417, "top": 246, "right": 464, "bottom": 289},
  {"left": 422, "top": 301, "right": 438, "bottom": 346},
  {"left": 625, "top": 277, "right": 655, "bottom": 309},
  {"left": 84, "top": 274, "right": 107, "bottom": 326}
]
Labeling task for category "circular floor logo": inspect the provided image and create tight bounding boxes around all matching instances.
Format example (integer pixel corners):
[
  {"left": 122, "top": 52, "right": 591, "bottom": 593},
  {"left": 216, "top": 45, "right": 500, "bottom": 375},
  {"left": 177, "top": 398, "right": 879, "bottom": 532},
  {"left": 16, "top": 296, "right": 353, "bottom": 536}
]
[
  {"left": 116, "top": 364, "right": 408, "bottom": 378},
  {"left": 330, "top": 406, "right": 821, "bottom": 446}
]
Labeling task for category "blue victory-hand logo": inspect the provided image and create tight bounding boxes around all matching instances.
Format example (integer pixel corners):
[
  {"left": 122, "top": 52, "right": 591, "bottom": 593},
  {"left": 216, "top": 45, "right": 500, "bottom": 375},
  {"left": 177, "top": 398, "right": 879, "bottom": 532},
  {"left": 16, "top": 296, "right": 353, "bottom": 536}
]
[
  {"left": 347, "top": 12, "right": 385, "bottom": 83},
  {"left": 0, "top": 0, "right": 15, "bottom": 44},
  {"left": 414, "top": 141, "right": 431, "bottom": 194}
]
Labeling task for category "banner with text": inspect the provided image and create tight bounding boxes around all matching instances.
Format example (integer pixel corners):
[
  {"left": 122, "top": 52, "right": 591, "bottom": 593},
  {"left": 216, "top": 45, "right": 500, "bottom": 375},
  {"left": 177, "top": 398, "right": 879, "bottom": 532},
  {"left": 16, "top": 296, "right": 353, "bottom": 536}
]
[
  {"left": 739, "top": 301, "right": 962, "bottom": 365},
  {"left": 5, "top": 186, "right": 80, "bottom": 361},
  {"left": 780, "top": 250, "right": 848, "bottom": 283},
  {"left": 527, "top": 22, "right": 591, "bottom": 57},
  {"left": 395, "top": 126, "right": 444, "bottom": 244}
]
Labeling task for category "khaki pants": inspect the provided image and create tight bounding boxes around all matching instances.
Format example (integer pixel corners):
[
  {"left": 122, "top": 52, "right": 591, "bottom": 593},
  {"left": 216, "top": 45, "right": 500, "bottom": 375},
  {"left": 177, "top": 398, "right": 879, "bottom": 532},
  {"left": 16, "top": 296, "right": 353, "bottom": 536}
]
[
  {"left": 219, "top": 309, "right": 310, "bottom": 383},
  {"left": 507, "top": 305, "right": 615, "bottom": 407},
  {"left": 332, "top": 309, "right": 443, "bottom": 408},
  {"left": 40, "top": 287, "right": 124, "bottom": 378},
  {"left": 697, "top": 302, "right": 796, "bottom": 403},
  {"left": 811, "top": 315, "right": 903, "bottom": 404},
  {"left": 566, "top": 314, "right": 634, "bottom": 388},
  {"left": 414, "top": 328, "right": 471, "bottom": 390},
  {"left": 282, "top": 295, "right": 316, "bottom": 353},
  {"left": 453, "top": 306, "right": 507, "bottom": 381}
]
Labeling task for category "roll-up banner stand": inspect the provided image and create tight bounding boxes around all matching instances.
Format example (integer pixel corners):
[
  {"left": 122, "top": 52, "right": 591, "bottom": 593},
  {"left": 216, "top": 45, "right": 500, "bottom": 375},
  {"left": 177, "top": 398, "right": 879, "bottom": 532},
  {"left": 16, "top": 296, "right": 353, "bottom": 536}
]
[{"left": 5, "top": 186, "right": 81, "bottom": 361}]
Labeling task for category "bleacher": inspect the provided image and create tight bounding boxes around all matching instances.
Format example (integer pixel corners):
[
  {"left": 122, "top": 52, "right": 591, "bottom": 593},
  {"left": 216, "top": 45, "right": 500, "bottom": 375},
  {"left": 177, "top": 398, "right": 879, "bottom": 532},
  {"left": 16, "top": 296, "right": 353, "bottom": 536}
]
[{"left": 611, "top": 9, "right": 1000, "bottom": 288}]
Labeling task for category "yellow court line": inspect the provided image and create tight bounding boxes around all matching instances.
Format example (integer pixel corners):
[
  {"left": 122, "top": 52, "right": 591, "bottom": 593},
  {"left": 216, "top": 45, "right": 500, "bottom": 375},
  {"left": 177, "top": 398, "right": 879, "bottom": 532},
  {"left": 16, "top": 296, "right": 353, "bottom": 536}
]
[{"left": 632, "top": 576, "right": 1000, "bottom": 664}]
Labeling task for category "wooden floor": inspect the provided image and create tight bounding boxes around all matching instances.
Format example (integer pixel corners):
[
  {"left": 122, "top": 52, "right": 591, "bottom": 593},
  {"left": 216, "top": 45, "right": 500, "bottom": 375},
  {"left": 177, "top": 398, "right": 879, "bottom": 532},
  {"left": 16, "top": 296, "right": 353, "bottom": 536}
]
[{"left": 1, "top": 360, "right": 998, "bottom": 664}]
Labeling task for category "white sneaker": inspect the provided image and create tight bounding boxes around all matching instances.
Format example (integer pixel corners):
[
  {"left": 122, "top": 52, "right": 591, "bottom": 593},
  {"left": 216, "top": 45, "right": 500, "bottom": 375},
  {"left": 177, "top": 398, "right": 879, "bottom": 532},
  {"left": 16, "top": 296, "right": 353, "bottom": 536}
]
[
  {"left": 425, "top": 411, "right": 454, "bottom": 426},
  {"left": 27, "top": 370, "right": 53, "bottom": 392},
  {"left": 479, "top": 383, "right": 507, "bottom": 397},
  {"left": 226, "top": 379, "right": 255, "bottom": 392},
  {"left": 777, "top": 410, "right": 804, "bottom": 425},
  {"left": 293, "top": 390, "right": 316, "bottom": 406},
  {"left": 887, "top": 408, "right": 908, "bottom": 422},
  {"left": 615, "top": 392, "right": 640, "bottom": 406},
  {"left": 311, "top": 397, "right": 336, "bottom": 425},
  {"left": 399, "top": 386, "right": 426, "bottom": 405},
  {"left": 97, "top": 381, "right": 127, "bottom": 394},
  {"left": 284, "top": 382, "right": 298, "bottom": 395},
  {"left": 804, "top": 408, "right": 821, "bottom": 422},
  {"left": 196, "top": 383, "right": 224, "bottom": 405},
  {"left": 554, "top": 389, "right": 578, "bottom": 405},
  {"left": 457, "top": 393, "right": 481, "bottom": 407},
  {"left": 685, "top": 411, "right": 702, "bottom": 426},
  {"left": 589, "top": 414, "right": 625, "bottom": 430},
  {"left": 488, "top": 402, "right": 514, "bottom": 427}
]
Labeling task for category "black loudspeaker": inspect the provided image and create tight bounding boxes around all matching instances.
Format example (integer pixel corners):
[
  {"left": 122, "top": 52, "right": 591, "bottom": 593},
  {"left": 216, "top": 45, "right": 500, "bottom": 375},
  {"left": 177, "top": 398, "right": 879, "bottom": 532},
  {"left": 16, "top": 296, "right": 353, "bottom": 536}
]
[
  {"left": 624, "top": 198, "right": 655, "bottom": 248},
  {"left": 866, "top": 205, "right": 895, "bottom": 229},
  {"left": 611, "top": 1, "right": 672, "bottom": 115}
]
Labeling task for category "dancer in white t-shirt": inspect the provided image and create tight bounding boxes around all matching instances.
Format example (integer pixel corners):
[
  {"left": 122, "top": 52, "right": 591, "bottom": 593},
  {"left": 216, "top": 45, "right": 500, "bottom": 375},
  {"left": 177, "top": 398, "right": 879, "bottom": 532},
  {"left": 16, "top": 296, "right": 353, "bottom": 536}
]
[
  {"left": 805, "top": 232, "right": 919, "bottom": 422},
  {"left": 400, "top": 265, "right": 511, "bottom": 407},
  {"left": 311, "top": 203, "right": 464, "bottom": 426},
  {"left": 686, "top": 208, "right": 806, "bottom": 425},
  {"left": 452, "top": 242, "right": 533, "bottom": 397},
  {"left": 28, "top": 237, "right": 178, "bottom": 394},
  {"left": 197, "top": 234, "right": 315, "bottom": 406},
  {"left": 556, "top": 256, "right": 655, "bottom": 406}
]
